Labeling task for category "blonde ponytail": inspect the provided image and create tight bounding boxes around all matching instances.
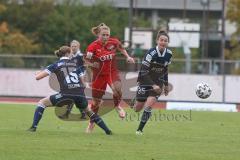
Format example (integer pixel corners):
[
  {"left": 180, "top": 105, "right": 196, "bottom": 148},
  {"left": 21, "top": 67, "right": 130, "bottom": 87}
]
[
  {"left": 91, "top": 23, "right": 110, "bottom": 36},
  {"left": 91, "top": 26, "right": 100, "bottom": 36}
]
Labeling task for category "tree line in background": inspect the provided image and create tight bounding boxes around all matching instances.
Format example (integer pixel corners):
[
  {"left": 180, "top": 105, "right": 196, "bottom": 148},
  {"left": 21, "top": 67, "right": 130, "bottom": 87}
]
[
  {"left": 0, "top": 0, "right": 240, "bottom": 61},
  {"left": 226, "top": 0, "right": 240, "bottom": 60},
  {"left": 0, "top": 0, "right": 150, "bottom": 55}
]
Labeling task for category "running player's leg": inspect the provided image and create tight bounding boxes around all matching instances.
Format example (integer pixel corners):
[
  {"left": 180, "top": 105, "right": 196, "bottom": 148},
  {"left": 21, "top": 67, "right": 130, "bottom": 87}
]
[
  {"left": 78, "top": 97, "right": 112, "bottom": 135},
  {"left": 90, "top": 75, "right": 107, "bottom": 113},
  {"left": 86, "top": 76, "right": 107, "bottom": 133},
  {"left": 111, "top": 80, "right": 122, "bottom": 107},
  {"left": 109, "top": 71, "right": 126, "bottom": 118},
  {"left": 74, "top": 101, "right": 87, "bottom": 119},
  {"left": 136, "top": 95, "right": 157, "bottom": 134},
  {"left": 136, "top": 82, "right": 164, "bottom": 133},
  {"left": 75, "top": 95, "right": 112, "bottom": 135},
  {"left": 85, "top": 97, "right": 101, "bottom": 133},
  {"left": 85, "top": 107, "right": 112, "bottom": 135},
  {"left": 131, "top": 85, "right": 157, "bottom": 134},
  {"left": 91, "top": 97, "right": 102, "bottom": 113},
  {"left": 110, "top": 80, "right": 126, "bottom": 118},
  {"left": 28, "top": 96, "right": 53, "bottom": 132},
  {"left": 131, "top": 85, "right": 149, "bottom": 112}
]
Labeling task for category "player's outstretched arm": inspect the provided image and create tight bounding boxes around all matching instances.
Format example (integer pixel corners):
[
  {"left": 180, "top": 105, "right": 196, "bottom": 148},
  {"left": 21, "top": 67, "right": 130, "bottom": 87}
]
[
  {"left": 120, "top": 49, "right": 135, "bottom": 64},
  {"left": 117, "top": 42, "right": 135, "bottom": 64},
  {"left": 35, "top": 70, "right": 49, "bottom": 80}
]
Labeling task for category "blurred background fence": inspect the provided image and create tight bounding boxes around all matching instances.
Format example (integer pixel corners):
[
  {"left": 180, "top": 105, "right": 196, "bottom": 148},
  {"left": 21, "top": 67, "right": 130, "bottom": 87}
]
[{"left": 1, "top": 54, "right": 240, "bottom": 75}]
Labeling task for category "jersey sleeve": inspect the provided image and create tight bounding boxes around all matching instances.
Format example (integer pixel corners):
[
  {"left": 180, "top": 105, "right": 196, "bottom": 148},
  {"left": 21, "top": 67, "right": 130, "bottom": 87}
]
[
  {"left": 166, "top": 49, "right": 173, "bottom": 65},
  {"left": 76, "top": 54, "right": 84, "bottom": 66},
  {"left": 76, "top": 51, "right": 83, "bottom": 56},
  {"left": 44, "top": 63, "right": 57, "bottom": 75},
  {"left": 162, "top": 51, "right": 173, "bottom": 86},
  {"left": 76, "top": 66, "right": 85, "bottom": 77},
  {"left": 139, "top": 50, "right": 155, "bottom": 86}
]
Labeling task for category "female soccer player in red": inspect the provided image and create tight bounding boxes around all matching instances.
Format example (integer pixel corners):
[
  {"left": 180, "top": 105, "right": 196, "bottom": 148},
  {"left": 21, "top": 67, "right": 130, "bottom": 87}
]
[{"left": 85, "top": 23, "right": 135, "bottom": 133}]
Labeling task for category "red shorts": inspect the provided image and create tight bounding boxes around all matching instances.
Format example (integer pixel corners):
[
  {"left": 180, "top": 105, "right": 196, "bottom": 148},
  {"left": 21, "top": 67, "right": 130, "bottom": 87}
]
[{"left": 91, "top": 70, "right": 120, "bottom": 98}]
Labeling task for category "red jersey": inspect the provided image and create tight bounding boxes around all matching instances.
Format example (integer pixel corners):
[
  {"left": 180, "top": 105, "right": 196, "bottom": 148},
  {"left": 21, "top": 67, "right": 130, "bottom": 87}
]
[{"left": 86, "top": 37, "right": 122, "bottom": 76}]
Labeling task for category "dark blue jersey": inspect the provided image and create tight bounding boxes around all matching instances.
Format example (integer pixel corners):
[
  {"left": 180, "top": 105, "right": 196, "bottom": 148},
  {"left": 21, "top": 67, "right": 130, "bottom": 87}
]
[
  {"left": 45, "top": 57, "right": 85, "bottom": 95},
  {"left": 71, "top": 52, "right": 84, "bottom": 67},
  {"left": 137, "top": 46, "right": 172, "bottom": 86}
]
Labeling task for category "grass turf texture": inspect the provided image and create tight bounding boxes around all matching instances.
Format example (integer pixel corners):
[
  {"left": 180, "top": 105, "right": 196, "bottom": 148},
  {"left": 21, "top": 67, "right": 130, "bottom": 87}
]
[{"left": 0, "top": 103, "right": 240, "bottom": 160}]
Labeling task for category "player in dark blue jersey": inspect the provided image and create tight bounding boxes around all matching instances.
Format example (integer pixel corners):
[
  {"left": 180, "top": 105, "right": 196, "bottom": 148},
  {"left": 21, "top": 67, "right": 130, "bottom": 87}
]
[
  {"left": 59, "top": 40, "right": 86, "bottom": 119},
  {"left": 28, "top": 46, "right": 112, "bottom": 135},
  {"left": 70, "top": 40, "right": 84, "bottom": 66},
  {"left": 71, "top": 40, "right": 83, "bottom": 56},
  {"left": 131, "top": 30, "right": 172, "bottom": 135}
]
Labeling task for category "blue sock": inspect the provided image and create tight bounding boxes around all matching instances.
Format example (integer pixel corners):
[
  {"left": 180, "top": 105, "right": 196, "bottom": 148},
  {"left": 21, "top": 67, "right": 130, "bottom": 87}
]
[
  {"left": 90, "top": 113, "right": 111, "bottom": 134},
  {"left": 32, "top": 105, "right": 45, "bottom": 128},
  {"left": 137, "top": 106, "right": 152, "bottom": 132}
]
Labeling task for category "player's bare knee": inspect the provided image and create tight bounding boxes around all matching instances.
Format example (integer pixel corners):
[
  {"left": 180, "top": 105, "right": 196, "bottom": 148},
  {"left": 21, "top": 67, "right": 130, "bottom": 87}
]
[
  {"left": 38, "top": 97, "right": 52, "bottom": 107},
  {"left": 37, "top": 101, "right": 47, "bottom": 109},
  {"left": 134, "top": 105, "right": 143, "bottom": 112},
  {"left": 38, "top": 101, "right": 47, "bottom": 108}
]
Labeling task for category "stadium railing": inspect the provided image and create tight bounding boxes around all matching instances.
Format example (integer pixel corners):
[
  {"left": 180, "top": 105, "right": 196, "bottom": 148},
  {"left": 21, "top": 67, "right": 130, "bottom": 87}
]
[{"left": 0, "top": 54, "right": 240, "bottom": 75}]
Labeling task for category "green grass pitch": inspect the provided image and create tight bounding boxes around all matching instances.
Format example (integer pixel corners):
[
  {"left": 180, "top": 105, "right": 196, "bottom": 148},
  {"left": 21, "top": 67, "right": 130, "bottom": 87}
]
[{"left": 0, "top": 103, "right": 240, "bottom": 160}]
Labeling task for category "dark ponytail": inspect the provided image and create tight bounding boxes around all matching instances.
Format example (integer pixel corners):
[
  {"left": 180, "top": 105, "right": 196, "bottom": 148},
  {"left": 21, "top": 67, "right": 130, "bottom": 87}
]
[
  {"left": 156, "top": 30, "right": 169, "bottom": 42},
  {"left": 54, "top": 46, "right": 71, "bottom": 58}
]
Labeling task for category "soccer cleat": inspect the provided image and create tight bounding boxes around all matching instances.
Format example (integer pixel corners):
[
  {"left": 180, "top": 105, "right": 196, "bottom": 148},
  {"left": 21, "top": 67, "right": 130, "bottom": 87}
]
[
  {"left": 115, "top": 106, "right": 126, "bottom": 119},
  {"left": 135, "top": 130, "right": 143, "bottom": 135},
  {"left": 27, "top": 126, "right": 37, "bottom": 132},
  {"left": 105, "top": 130, "right": 113, "bottom": 135},
  {"left": 85, "top": 122, "right": 95, "bottom": 133}
]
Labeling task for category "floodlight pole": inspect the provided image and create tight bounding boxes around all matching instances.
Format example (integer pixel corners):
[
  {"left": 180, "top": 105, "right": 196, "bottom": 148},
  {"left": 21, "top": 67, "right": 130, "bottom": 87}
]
[
  {"left": 221, "top": 0, "right": 226, "bottom": 103},
  {"left": 201, "top": 0, "right": 209, "bottom": 59}
]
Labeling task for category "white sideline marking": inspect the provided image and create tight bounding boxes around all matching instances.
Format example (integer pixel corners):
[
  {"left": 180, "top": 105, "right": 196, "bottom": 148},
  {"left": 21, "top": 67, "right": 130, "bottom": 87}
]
[{"left": 167, "top": 102, "right": 237, "bottom": 112}]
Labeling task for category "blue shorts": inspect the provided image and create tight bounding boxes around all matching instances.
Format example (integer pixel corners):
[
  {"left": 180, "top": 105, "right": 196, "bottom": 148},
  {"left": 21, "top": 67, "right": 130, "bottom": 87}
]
[
  {"left": 136, "top": 83, "right": 164, "bottom": 102},
  {"left": 50, "top": 93, "right": 88, "bottom": 110}
]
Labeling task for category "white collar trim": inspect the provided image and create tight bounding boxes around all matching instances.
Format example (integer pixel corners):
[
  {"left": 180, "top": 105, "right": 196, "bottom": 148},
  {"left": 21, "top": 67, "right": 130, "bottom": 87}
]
[
  {"left": 60, "top": 57, "right": 70, "bottom": 60},
  {"left": 76, "top": 50, "right": 83, "bottom": 56},
  {"left": 156, "top": 46, "right": 166, "bottom": 57}
]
